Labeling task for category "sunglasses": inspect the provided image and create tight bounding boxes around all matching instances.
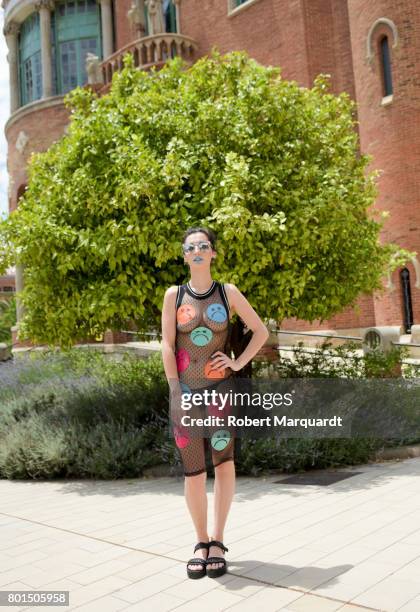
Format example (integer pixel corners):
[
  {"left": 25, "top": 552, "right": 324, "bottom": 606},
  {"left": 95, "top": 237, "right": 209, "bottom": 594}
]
[{"left": 182, "top": 241, "right": 213, "bottom": 255}]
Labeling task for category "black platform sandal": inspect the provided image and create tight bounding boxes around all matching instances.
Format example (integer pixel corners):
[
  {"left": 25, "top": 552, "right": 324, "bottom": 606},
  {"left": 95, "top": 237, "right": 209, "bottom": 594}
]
[
  {"left": 186, "top": 541, "right": 209, "bottom": 579},
  {"left": 206, "top": 539, "right": 229, "bottom": 578}
]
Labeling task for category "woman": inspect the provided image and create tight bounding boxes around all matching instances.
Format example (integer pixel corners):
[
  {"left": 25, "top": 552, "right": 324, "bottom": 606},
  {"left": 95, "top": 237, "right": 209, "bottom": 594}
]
[{"left": 161, "top": 226, "right": 269, "bottom": 579}]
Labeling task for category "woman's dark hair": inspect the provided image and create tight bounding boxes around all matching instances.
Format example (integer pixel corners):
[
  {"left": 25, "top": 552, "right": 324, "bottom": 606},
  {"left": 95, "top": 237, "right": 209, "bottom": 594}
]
[{"left": 182, "top": 226, "right": 217, "bottom": 250}]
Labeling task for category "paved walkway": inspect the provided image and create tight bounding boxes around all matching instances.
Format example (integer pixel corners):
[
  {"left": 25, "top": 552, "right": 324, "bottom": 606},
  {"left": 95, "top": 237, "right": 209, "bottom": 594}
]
[{"left": 1, "top": 457, "right": 420, "bottom": 611}]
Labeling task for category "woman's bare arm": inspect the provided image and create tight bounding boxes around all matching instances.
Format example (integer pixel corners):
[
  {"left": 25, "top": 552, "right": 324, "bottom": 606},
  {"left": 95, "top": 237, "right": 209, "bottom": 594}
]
[{"left": 161, "top": 286, "right": 180, "bottom": 384}]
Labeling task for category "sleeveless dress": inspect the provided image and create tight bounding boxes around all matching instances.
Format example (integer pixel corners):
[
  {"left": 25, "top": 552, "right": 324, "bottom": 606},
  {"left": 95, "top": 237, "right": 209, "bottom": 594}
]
[{"left": 172, "top": 280, "right": 236, "bottom": 476}]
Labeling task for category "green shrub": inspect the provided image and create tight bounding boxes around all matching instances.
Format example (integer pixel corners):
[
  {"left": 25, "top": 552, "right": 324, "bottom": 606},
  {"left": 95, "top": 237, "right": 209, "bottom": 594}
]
[{"left": 0, "top": 344, "right": 418, "bottom": 480}]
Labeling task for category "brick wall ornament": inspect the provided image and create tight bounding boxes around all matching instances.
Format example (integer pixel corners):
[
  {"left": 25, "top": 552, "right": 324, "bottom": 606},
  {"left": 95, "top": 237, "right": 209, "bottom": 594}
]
[
  {"left": 15, "top": 130, "right": 29, "bottom": 155},
  {"left": 34, "top": 0, "right": 55, "bottom": 11},
  {"left": 7, "top": 176, "right": 14, "bottom": 200},
  {"left": 366, "top": 17, "right": 398, "bottom": 63}
]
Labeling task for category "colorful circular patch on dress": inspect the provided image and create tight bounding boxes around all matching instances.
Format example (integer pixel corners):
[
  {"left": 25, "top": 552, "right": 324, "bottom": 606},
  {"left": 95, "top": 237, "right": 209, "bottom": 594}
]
[
  {"left": 175, "top": 348, "right": 190, "bottom": 372},
  {"left": 206, "top": 303, "right": 227, "bottom": 323},
  {"left": 190, "top": 326, "right": 213, "bottom": 347},
  {"left": 174, "top": 426, "right": 190, "bottom": 449},
  {"left": 177, "top": 304, "right": 196, "bottom": 325},
  {"left": 204, "top": 360, "right": 225, "bottom": 379},
  {"left": 211, "top": 429, "right": 231, "bottom": 451}
]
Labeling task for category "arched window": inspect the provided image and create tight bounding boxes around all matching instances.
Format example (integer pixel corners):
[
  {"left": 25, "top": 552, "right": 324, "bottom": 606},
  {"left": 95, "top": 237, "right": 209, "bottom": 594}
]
[
  {"left": 400, "top": 268, "right": 414, "bottom": 333},
  {"left": 380, "top": 35, "right": 393, "bottom": 96}
]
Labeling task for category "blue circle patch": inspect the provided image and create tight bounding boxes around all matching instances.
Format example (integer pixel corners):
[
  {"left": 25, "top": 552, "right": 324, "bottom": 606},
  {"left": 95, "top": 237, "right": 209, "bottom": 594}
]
[{"left": 207, "top": 303, "right": 227, "bottom": 323}]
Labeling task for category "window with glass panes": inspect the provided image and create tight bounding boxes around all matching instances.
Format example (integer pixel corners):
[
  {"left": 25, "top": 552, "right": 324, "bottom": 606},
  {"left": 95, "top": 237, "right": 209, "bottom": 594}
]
[
  {"left": 163, "top": 0, "right": 177, "bottom": 33},
  {"left": 54, "top": 0, "right": 101, "bottom": 95},
  {"left": 18, "top": 12, "right": 42, "bottom": 106}
]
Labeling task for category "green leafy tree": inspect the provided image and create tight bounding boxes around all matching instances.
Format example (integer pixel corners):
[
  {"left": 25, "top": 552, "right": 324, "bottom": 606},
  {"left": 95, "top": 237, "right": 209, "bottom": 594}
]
[
  {"left": 0, "top": 296, "right": 16, "bottom": 347},
  {"left": 0, "top": 50, "right": 412, "bottom": 350}
]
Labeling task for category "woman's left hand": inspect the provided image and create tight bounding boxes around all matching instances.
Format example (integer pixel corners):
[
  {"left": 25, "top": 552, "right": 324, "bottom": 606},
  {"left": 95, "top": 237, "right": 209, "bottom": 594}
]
[{"left": 210, "top": 351, "right": 240, "bottom": 372}]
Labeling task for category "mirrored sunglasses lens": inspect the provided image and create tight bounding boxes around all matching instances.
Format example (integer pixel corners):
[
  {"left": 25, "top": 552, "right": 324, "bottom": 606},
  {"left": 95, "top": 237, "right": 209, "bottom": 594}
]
[{"left": 199, "top": 242, "right": 211, "bottom": 251}]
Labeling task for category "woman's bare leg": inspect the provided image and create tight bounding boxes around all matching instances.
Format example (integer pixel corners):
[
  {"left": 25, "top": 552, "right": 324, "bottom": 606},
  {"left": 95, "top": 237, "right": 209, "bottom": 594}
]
[
  {"left": 184, "top": 471, "right": 209, "bottom": 571},
  {"left": 208, "top": 460, "right": 235, "bottom": 570}
]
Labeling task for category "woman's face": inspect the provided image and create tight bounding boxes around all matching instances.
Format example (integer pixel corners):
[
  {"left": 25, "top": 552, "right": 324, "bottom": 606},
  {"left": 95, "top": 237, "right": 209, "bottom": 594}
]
[{"left": 182, "top": 232, "right": 216, "bottom": 267}]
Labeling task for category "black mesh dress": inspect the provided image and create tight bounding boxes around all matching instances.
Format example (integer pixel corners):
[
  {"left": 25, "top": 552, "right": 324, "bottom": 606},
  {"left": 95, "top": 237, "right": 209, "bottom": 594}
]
[{"left": 172, "top": 280, "right": 236, "bottom": 477}]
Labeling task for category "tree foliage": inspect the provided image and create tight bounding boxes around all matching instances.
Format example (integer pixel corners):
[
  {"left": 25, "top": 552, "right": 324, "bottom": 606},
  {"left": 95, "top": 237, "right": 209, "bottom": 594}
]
[{"left": 0, "top": 50, "right": 412, "bottom": 349}]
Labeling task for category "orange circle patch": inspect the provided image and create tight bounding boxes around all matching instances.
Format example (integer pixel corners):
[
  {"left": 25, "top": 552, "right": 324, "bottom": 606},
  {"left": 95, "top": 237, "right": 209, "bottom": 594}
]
[
  {"left": 177, "top": 304, "right": 196, "bottom": 325},
  {"left": 204, "top": 360, "right": 226, "bottom": 379}
]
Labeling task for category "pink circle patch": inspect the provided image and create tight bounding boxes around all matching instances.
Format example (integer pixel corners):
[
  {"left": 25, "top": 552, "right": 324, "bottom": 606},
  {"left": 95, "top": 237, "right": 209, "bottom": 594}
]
[{"left": 175, "top": 348, "right": 190, "bottom": 373}]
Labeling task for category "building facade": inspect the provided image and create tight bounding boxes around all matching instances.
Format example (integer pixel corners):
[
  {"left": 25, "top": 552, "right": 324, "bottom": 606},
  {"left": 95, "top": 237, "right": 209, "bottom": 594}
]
[{"left": 2, "top": 0, "right": 419, "bottom": 346}]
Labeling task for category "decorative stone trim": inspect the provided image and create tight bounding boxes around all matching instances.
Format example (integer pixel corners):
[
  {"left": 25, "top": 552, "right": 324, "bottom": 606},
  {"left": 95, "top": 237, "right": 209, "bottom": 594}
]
[
  {"left": 34, "top": 0, "right": 54, "bottom": 10},
  {"left": 100, "top": 33, "right": 197, "bottom": 85},
  {"left": 3, "top": 19, "right": 20, "bottom": 36},
  {"left": 15, "top": 130, "right": 29, "bottom": 154},
  {"left": 366, "top": 17, "right": 398, "bottom": 63},
  {"left": 227, "top": 0, "right": 262, "bottom": 18},
  {"left": 381, "top": 94, "right": 393, "bottom": 106}
]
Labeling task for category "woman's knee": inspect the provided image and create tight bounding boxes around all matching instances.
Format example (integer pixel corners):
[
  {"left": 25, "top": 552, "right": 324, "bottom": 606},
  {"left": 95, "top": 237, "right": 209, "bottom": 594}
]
[
  {"left": 184, "top": 468, "right": 207, "bottom": 480},
  {"left": 212, "top": 457, "right": 235, "bottom": 471}
]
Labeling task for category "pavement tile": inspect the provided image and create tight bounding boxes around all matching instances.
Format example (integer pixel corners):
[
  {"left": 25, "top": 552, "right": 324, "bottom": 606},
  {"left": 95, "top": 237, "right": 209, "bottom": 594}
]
[
  {"left": 71, "top": 594, "right": 131, "bottom": 611},
  {"left": 397, "top": 596, "right": 420, "bottom": 612},
  {"left": 162, "top": 586, "right": 245, "bottom": 611},
  {"left": 68, "top": 575, "right": 133, "bottom": 608},
  {"left": 224, "top": 584, "right": 304, "bottom": 611},
  {"left": 286, "top": 593, "right": 344, "bottom": 611},
  {"left": 115, "top": 556, "right": 179, "bottom": 582},
  {"left": 352, "top": 575, "right": 420, "bottom": 610},
  {"left": 112, "top": 572, "right": 181, "bottom": 604}
]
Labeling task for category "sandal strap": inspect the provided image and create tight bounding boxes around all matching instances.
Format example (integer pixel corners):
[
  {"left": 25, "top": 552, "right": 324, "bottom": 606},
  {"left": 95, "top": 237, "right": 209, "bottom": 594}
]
[
  {"left": 208, "top": 539, "right": 229, "bottom": 553},
  {"left": 207, "top": 556, "right": 227, "bottom": 564},
  {"left": 188, "top": 557, "right": 207, "bottom": 565},
  {"left": 194, "top": 541, "right": 209, "bottom": 553}
]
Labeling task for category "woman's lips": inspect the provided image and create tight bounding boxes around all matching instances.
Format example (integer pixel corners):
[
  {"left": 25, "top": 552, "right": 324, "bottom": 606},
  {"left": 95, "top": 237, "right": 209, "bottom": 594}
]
[{"left": 193, "top": 256, "right": 203, "bottom": 262}]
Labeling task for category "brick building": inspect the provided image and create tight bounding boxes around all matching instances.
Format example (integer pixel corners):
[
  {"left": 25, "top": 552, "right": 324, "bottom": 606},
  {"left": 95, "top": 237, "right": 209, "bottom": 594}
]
[{"left": 2, "top": 0, "right": 419, "bottom": 346}]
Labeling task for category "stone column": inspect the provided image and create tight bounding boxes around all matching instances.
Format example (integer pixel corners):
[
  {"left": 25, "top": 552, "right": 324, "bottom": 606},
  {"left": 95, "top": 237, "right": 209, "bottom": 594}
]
[
  {"left": 97, "top": 0, "right": 113, "bottom": 58},
  {"left": 3, "top": 21, "right": 20, "bottom": 113},
  {"left": 35, "top": 0, "right": 54, "bottom": 98}
]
